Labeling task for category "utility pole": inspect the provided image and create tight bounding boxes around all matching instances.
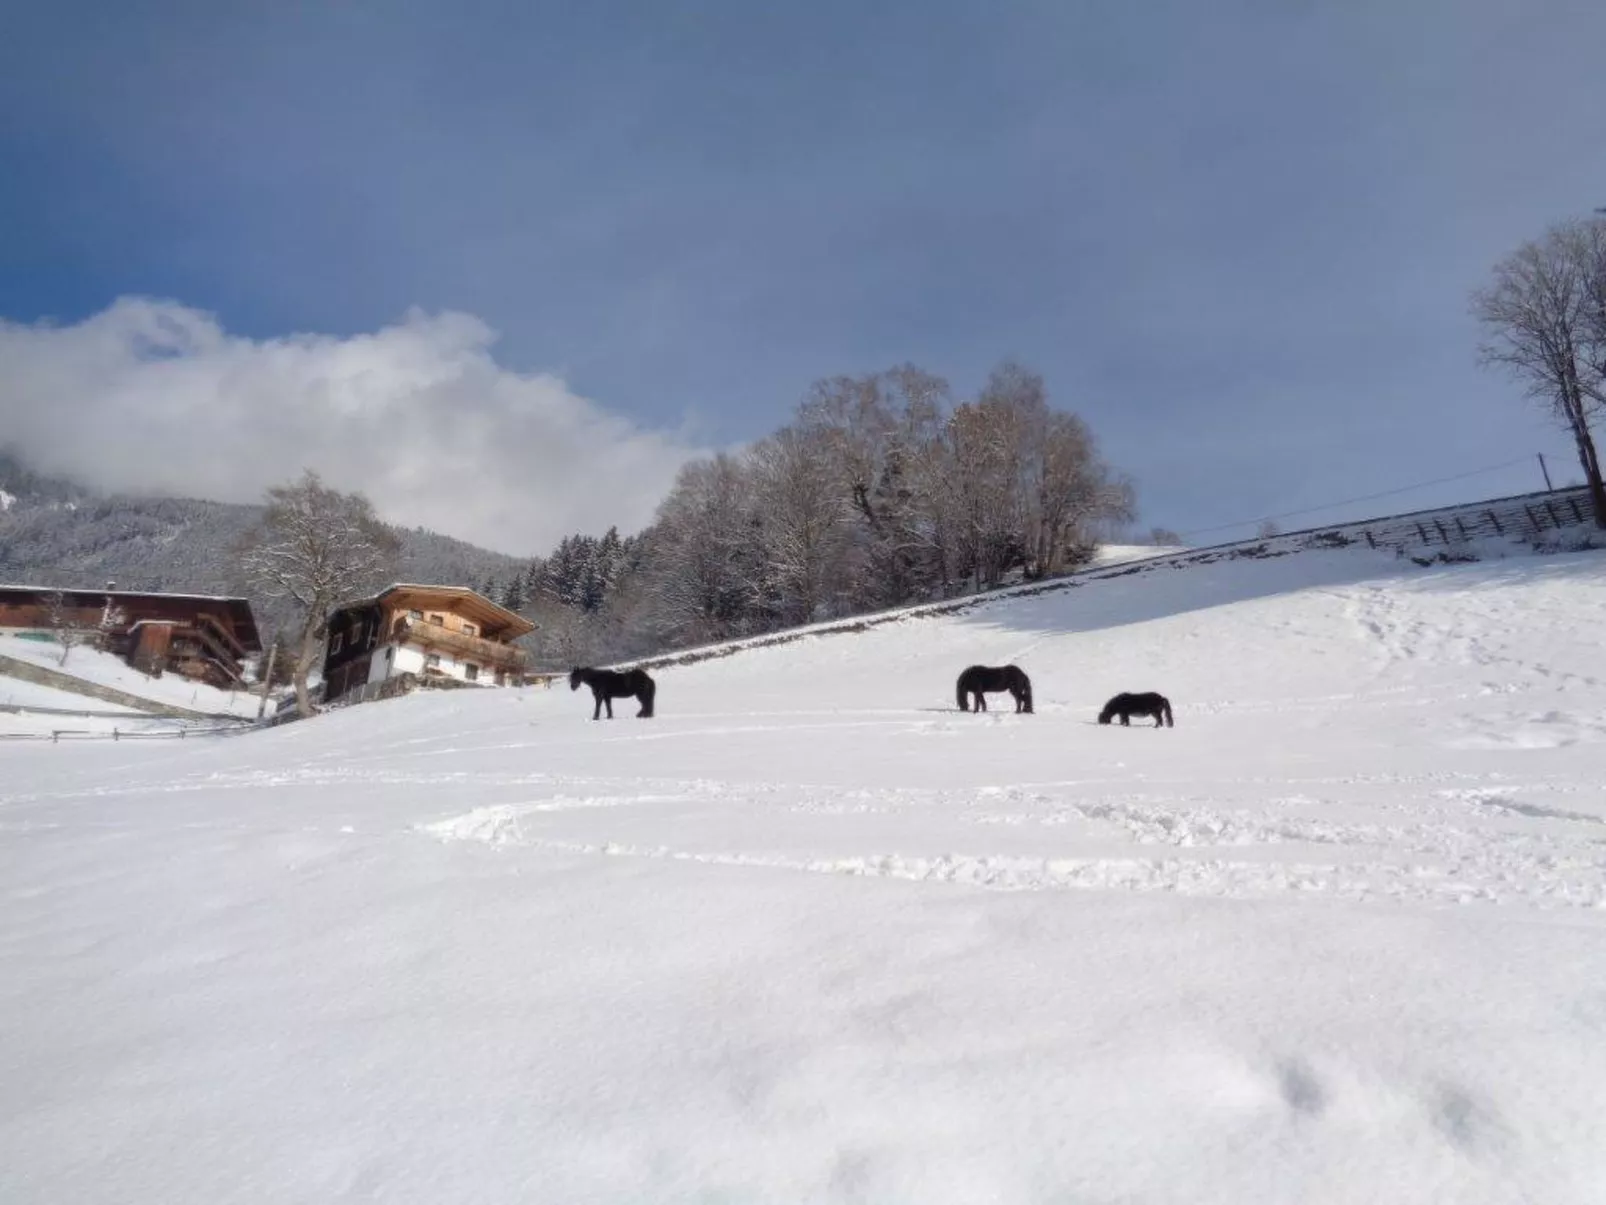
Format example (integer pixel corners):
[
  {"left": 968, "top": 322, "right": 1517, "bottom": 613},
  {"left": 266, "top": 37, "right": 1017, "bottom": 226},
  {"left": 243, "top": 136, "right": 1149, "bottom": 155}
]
[
  {"left": 1537, "top": 453, "right": 1554, "bottom": 492},
  {"left": 256, "top": 641, "right": 278, "bottom": 721}
]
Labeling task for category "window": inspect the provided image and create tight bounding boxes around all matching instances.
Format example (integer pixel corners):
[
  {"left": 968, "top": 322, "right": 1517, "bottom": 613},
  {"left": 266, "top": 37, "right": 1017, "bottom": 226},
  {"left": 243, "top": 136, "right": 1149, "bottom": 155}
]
[
  {"left": 428, "top": 613, "right": 444, "bottom": 626},
  {"left": 353, "top": 621, "right": 364, "bottom": 643},
  {"left": 425, "top": 653, "right": 441, "bottom": 669},
  {"left": 407, "top": 609, "right": 423, "bottom": 621},
  {"left": 462, "top": 623, "right": 477, "bottom": 637},
  {"left": 465, "top": 664, "right": 479, "bottom": 682},
  {"left": 331, "top": 632, "right": 343, "bottom": 654}
]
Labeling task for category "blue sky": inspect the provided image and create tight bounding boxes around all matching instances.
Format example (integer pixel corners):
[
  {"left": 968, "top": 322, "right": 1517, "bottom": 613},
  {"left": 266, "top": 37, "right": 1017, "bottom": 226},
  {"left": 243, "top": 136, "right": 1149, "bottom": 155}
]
[{"left": 2, "top": 0, "right": 1604, "bottom": 551}]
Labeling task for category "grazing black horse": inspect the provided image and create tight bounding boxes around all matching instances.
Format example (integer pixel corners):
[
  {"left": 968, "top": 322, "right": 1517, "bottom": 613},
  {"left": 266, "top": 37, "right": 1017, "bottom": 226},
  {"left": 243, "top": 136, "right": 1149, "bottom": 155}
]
[
  {"left": 570, "top": 666, "right": 656, "bottom": 719},
  {"left": 1098, "top": 692, "right": 1173, "bottom": 728},
  {"left": 956, "top": 664, "right": 1033, "bottom": 714}
]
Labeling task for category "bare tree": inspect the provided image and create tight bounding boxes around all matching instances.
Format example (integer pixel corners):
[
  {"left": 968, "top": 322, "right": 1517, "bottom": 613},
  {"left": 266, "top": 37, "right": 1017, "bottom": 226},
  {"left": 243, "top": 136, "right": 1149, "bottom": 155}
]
[
  {"left": 1149, "top": 526, "right": 1183, "bottom": 546},
  {"left": 1474, "top": 216, "right": 1606, "bottom": 526},
  {"left": 556, "top": 359, "right": 1137, "bottom": 654},
  {"left": 39, "top": 590, "right": 89, "bottom": 666},
  {"left": 798, "top": 365, "right": 954, "bottom": 606},
  {"left": 952, "top": 361, "right": 1136, "bottom": 583},
  {"left": 750, "top": 424, "right": 852, "bottom": 625},
  {"left": 96, "top": 595, "right": 128, "bottom": 652},
  {"left": 641, "top": 455, "right": 763, "bottom": 646},
  {"left": 236, "top": 471, "right": 401, "bottom": 716},
  {"left": 1575, "top": 218, "right": 1606, "bottom": 412}
]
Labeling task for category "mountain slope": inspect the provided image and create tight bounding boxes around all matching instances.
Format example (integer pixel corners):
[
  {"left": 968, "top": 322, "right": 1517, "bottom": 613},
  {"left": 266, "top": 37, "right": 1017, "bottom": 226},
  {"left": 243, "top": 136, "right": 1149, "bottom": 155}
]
[
  {"left": 0, "top": 449, "right": 536, "bottom": 637},
  {"left": 5, "top": 543, "right": 1605, "bottom": 1202}
]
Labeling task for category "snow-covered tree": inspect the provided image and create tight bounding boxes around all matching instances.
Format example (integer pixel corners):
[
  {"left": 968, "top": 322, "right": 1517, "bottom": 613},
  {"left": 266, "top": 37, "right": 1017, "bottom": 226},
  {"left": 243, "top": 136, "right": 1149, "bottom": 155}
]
[
  {"left": 39, "top": 589, "right": 89, "bottom": 666},
  {"left": 235, "top": 471, "right": 400, "bottom": 717},
  {"left": 499, "top": 574, "right": 526, "bottom": 613},
  {"left": 95, "top": 594, "right": 128, "bottom": 651},
  {"left": 750, "top": 424, "right": 852, "bottom": 624},
  {"left": 641, "top": 454, "right": 762, "bottom": 645},
  {"left": 1474, "top": 216, "right": 1606, "bottom": 526}
]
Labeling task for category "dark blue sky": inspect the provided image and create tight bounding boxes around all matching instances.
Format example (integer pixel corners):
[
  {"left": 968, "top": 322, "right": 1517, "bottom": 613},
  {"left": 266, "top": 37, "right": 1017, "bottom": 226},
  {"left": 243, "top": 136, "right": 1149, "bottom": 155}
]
[{"left": 2, "top": 0, "right": 1603, "bottom": 548}]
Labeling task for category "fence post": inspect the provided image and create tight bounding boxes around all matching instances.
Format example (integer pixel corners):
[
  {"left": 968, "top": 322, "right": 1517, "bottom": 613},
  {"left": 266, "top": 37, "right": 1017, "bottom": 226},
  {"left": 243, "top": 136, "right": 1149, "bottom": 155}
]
[
  {"left": 1416, "top": 523, "right": 1430, "bottom": 544},
  {"left": 1365, "top": 530, "right": 1376, "bottom": 549},
  {"left": 1455, "top": 516, "right": 1469, "bottom": 540},
  {"left": 1487, "top": 511, "right": 1502, "bottom": 535},
  {"left": 113, "top": 728, "right": 119, "bottom": 741},
  {"left": 1433, "top": 520, "right": 1449, "bottom": 543},
  {"left": 52, "top": 730, "right": 59, "bottom": 743},
  {"left": 1569, "top": 498, "right": 1584, "bottom": 524},
  {"left": 1526, "top": 506, "right": 1544, "bottom": 532},
  {"left": 1545, "top": 501, "right": 1562, "bottom": 527}
]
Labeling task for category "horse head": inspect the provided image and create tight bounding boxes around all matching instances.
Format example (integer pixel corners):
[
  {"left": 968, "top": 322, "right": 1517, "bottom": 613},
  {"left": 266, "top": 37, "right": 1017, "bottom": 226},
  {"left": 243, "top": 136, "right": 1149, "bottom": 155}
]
[{"left": 569, "top": 667, "right": 586, "bottom": 691}]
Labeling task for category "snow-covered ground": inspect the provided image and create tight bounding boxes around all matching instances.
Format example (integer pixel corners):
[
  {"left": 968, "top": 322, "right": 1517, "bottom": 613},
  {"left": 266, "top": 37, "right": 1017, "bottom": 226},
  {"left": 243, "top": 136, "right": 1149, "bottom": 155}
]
[
  {"left": 0, "top": 633, "right": 262, "bottom": 717},
  {"left": 0, "top": 675, "right": 232, "bottom": 737},
  {"left": 1091, "top": 541, "right": 1181, "bottom": 565},
  {"left": 0, "top": 674, "right": 150, "bottom": 738},
  {"left": 4, "top": 547, "right": 1606, "bottom": 1203},
  {"left": 0, "top": 675, "right": 141, "bottom": 715}
]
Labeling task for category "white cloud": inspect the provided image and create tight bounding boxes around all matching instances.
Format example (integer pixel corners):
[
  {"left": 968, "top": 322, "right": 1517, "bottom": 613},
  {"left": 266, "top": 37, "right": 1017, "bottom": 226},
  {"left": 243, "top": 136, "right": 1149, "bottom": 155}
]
[{"left": 0, "top": 298, "right": 704, "bottom": 553}]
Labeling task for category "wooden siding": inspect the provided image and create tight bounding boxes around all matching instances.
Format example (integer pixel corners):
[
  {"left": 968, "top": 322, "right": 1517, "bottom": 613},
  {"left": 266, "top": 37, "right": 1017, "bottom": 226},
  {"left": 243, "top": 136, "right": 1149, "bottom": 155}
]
[{"left": 0, "top": 586, "right": 261, "bottom": 687}]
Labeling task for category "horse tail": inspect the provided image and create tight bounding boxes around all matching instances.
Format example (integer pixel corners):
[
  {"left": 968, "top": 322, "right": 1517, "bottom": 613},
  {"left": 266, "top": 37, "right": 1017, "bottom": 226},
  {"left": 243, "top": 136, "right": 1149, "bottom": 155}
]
[
  {"left": 956, "top": 675, "right": 969, "bottom": 712},
  {"left": 1018, "top": 670, "right": 1033, "bottom": 713},
  {"left": 639, "top": 673, "right": 656, "bottom": 717},
  {"left": 1161, "top": 697, "right": 1173, "bottom": 727}
]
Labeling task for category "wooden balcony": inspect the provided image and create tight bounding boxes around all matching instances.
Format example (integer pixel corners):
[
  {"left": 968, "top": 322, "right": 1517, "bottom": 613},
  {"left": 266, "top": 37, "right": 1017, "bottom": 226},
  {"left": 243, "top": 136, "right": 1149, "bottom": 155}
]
[{"left": 391, "top": 619, "right": 529, "bottom": 672}]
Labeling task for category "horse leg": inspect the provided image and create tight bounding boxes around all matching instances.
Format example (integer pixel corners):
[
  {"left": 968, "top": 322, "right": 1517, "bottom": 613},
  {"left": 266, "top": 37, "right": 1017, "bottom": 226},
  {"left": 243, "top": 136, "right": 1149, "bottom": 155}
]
[
  {"left": 604, "top": 695, "right": 614, "bottom": 719},
  {"left": 592, "top": 691, "right": 602, "bottom": 721},
  {"left": 1120, "top": 713, "right": 1130, "bottom": 726}
]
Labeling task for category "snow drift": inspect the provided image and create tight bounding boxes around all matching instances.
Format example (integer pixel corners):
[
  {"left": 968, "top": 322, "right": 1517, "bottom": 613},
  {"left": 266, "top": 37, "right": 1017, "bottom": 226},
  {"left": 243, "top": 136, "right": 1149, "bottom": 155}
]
[{"left": 3, "top": 544, "right": 1606, "bottom": 1203}]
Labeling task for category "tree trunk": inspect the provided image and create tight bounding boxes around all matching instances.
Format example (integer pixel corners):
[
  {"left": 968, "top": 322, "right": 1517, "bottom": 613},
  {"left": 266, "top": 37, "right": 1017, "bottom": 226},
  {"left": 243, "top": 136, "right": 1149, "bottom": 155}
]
[
  {"left": 1565, "top": 386, "right": 1606, "bottom": 528},
  {"left": 1580, "top": 439, "right": 1606, "bottom": 529},
  {"left": 291, "top": 616, "right": 324, "bottom": 718}
]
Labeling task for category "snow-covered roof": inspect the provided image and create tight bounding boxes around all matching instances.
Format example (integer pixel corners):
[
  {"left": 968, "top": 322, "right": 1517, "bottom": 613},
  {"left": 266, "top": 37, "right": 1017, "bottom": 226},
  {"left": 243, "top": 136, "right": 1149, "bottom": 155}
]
[{"left": 0, "top": 584, "right": 250, "bottom": 603}]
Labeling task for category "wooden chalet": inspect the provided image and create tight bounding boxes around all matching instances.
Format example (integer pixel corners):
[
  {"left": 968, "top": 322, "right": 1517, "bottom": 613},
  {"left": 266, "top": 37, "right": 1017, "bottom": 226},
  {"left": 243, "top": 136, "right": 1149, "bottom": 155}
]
[
  {"left": 0, "top": 584, "right": 262, "bottom": 688},
  {"left": 322, "top": 584, "right": 536, "bottom": 703}
]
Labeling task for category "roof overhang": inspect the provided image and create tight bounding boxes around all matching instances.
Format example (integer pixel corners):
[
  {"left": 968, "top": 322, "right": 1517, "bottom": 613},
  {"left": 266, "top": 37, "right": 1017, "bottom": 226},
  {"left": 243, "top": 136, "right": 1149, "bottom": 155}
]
[{"left": 341, "top": 583, "right": 537, "bottom": 638}]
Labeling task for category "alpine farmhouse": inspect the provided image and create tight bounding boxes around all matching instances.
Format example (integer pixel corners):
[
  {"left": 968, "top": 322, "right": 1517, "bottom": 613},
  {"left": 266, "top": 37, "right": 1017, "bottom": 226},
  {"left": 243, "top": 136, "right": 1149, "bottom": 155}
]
[{"left": 321, "top": 585, "right": 536, "bottom": 703}]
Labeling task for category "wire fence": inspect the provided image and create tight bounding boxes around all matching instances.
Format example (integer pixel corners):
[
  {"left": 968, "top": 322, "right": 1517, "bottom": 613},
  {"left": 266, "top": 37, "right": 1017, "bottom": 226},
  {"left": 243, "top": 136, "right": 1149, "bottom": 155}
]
[{"left": 0, "top": 721, "right": 252, "bottom": 744}]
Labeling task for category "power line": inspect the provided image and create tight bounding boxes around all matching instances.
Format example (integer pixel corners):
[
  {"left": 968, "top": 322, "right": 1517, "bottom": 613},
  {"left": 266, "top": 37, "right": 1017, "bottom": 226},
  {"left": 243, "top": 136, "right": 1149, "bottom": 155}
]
[{"left": 1176, "top": 456, "right": 1539, "bottom": 540}]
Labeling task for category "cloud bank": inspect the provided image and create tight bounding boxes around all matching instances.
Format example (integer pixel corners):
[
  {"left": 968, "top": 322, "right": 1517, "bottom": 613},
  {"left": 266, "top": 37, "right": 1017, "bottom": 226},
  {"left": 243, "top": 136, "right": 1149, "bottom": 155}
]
[{"left": 0, "top": 299, "right": 702, "bottom": 554}]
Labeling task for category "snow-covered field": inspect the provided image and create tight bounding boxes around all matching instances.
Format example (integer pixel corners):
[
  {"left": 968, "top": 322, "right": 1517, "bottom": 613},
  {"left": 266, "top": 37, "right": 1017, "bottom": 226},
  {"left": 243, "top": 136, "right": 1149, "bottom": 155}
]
[
  {"left": 0, "top": 634, "right": 262, "bottom": 718},
  {"left": 4, "top": 546, "right": 1606, "bottom": 1203}
]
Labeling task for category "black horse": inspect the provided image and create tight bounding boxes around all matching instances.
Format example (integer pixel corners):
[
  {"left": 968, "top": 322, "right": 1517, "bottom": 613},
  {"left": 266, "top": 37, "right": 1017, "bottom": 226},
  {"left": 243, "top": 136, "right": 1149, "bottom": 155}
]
[
  {"left": 956, "top": 664, "right": 1033, "bottom": 713},
  {"left": 1098, "top": 692, "right": 1173, "bottom": 728},
  {"left": 570, "top": 666, "right": 656, "bottom": 719}
]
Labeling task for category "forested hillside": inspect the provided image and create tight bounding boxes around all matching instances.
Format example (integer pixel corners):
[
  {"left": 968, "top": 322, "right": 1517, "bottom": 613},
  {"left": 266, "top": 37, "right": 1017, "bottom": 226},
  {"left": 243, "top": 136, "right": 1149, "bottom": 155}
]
[{"left": 0, "top": 450, "right": 533, "bottom": 647}]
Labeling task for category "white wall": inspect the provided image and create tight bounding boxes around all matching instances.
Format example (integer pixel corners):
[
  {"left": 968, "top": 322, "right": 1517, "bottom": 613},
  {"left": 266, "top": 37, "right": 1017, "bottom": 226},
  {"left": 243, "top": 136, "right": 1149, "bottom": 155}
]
[{"left": 373, "top": 641, "right": 495, "bottom": 685}]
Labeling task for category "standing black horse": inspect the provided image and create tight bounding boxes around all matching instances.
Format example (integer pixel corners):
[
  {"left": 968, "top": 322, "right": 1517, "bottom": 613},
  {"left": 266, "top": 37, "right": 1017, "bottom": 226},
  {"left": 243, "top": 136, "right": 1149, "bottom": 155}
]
[
  {"left": 570, "top": 666, "right": 656, "bottom": 719},
  {"left": 1098, "top": 692, "right": 1173, "bottom": 728},
  {"left": 955, "top": 664, "right": 1033, "bottom": 713}
]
